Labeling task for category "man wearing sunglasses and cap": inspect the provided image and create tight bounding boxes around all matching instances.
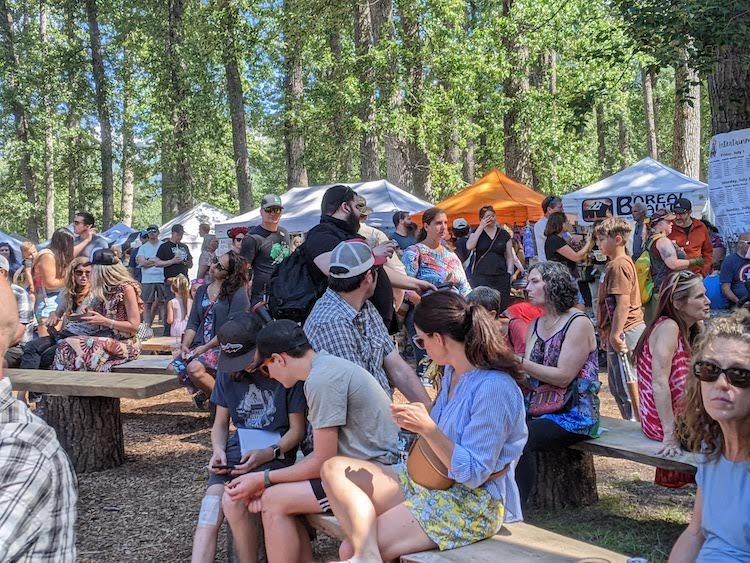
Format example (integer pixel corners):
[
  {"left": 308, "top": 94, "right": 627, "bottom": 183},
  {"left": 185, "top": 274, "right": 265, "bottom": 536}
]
[
  {"left": 240, "top": 194, "right": 291, "bottom": 305},
  {"left": 667, "top": 197, "right": 712, "bottom": 276}
]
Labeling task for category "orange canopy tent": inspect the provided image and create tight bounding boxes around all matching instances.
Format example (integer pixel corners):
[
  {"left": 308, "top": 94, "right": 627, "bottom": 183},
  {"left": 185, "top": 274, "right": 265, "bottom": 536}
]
[{"left": 413, "top": 169, "right": 544, "bottom": 227}]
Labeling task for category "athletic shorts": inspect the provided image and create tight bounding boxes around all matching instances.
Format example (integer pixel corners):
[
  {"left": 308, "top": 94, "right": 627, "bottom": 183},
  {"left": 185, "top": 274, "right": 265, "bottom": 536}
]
[{"left": 141, "top": 283, "right": 167, "bottom": 304}]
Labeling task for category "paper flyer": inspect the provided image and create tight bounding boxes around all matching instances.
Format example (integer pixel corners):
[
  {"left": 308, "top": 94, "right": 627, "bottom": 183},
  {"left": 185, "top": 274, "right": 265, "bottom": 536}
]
[{"left": 708, "top": 128, "right": 750, "bottom": 244}]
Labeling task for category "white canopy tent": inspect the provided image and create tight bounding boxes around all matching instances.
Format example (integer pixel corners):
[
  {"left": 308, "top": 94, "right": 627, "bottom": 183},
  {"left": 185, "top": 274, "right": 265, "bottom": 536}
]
[
  {"left": 562, "top": 158, "right": 711, "bottom": 224},
  {"left": 216, "top": 180, "right": 432, "bottom": 237},
  {"left": 102, "top": 222, "right": 136, "bottom": 245}
]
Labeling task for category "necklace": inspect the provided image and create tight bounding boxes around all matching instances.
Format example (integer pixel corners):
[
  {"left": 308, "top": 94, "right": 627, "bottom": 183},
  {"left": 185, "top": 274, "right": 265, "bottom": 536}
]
[{"left": 542, "top": 312, "right": 565, "bottom": 333}]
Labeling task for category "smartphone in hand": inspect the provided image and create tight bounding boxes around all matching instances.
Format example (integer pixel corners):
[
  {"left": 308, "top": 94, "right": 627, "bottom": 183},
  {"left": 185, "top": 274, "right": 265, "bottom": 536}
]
[{"left": 212, "top": 464, "right": 236, "bottom": 470}]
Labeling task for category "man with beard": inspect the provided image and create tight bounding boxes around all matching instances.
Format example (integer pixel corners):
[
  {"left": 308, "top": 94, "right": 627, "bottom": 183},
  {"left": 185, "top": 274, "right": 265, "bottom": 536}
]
[{"left": 390, "top": 211, "right": 417, "bottom": 254}]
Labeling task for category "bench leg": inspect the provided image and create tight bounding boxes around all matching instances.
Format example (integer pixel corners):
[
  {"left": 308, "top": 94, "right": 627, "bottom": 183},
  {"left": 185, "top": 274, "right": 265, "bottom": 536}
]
[
  {"left": 529, "top": 449, "right": 598, "bottom": 509},
  {"left": 44, "top": 395, "right": 125, "bottom": 473}
]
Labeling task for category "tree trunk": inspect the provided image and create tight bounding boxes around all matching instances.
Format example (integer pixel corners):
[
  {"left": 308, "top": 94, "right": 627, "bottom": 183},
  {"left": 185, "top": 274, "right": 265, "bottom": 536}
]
[
  {"left": 642, "top": 67, "right": 658, "bottom": 159},
  {"left": 64, "top": 0, "right": 83, "bottom": 223},
  {"left": 618, "top": 113, "right": 629, "bottom": 170},
  {"left": 40, "top": 1, "right": 55, "bottom": 239},
  {"left": 596, "top": 103, "right": 609, "bottom": 177},
  {"left": 502, "top": 0, "right": 533, "bottom": 185},
  {"left": 672, "top": 53, "right": 701, "bottom": 179},
  {"left": 121, "top": 47, "right": 135, "bottom": 226},
  {"left": 707, "top": 45, "right": 750, "bottom": 135},
  {"left": 328, "top": 30, "right": 354, "bottom": 180},
  {"left": 528, "top": 449, "right": 598, "bottom": 510},
  {"left": 282, "top": 0, "right": 309, "bottom": 188},
  {"left": 354, "top": 0, "right": 379, "bottom": 181},
  {"left": 221, "top": 0, "right": 253, "bottom": 212},
  {"left": 463, "top": 138, "right": 476, "bottom": 185},
  {"left": 548, "top": 49, "right": 557, "bottom": 97},
  {"left": 45, "top": 395, "right": 125, "bottom": 473},
  {"left": 0, "top": 0, "right": 40, "bottom": 241},
  {"left": 86, "top": 0, "right": 115, "bottom": 229}
]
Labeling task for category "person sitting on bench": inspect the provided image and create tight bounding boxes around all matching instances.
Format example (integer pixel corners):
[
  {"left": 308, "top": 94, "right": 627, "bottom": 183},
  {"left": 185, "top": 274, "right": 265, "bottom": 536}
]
[
  {"left": 319, "top": 290, "right": 528, "bottom": 561},
  {"left": 223, "top": 320, "right": 401, "bottom": 563}
]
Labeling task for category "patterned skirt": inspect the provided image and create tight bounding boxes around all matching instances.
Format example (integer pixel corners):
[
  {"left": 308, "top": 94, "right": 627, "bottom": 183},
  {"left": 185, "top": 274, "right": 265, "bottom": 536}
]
[
  {"left": 169, "top": 347, "right": 219, "bottom": 393},
  {"left": 54, "top": 335, "right": 141, "bottom": 372},
  {"left": 395, "top": 463, "right": 504, "bottom": 551}
]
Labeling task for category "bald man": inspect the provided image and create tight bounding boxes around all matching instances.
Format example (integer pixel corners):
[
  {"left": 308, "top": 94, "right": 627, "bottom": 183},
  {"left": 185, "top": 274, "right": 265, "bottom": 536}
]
[
  {"left": 631, "top": 202, "right": 648, "bottom": 260},
  {"left": 0, "top": 276, "right": 78, "bottom": 561}
]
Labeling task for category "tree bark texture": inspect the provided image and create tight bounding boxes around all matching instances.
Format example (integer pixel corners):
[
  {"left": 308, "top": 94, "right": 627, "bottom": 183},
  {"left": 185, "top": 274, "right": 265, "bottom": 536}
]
[
  {"left": 45, "top": 395, "right": 125, "bottom": 473},
  {"left": 502, "top": 0, "right": 533, "bottom": 186},
  {"left": 708, "top": 45, "right": 750, "bottom": 136},
  {"left": 0, "top": 0, "right": 40, "bottom": 241},
  {"left": 354, "top": 0, "right": 380, "bottom": 181},
  {"left": 528, "top": 449, "right": 598, "bottom": 510},
  {"left": 596, "top": 103, "right": 609, "bottom": 177},
  {"left": 641, "top": 67, "right": 658, "bottom": 160},
  {"left": 40, "top": 1, "right": 55, "bottom": 239},
  {"left": 463, "top": 138, "right": 476, "bottom": 185},
  {"left": 64, "top": 0, "right": 84, "bottom": 223},
  {"left": 282, "top": 0, "right": 309, "bottom": 189},
  {"left": 672, "top": 54, "right": 701, "bottom": 179},
  {"left": 618, "top": 113, "right": 629, "bottom": 171},
  {"left": 121, "top": 48, "right": 135, "bottom": 226},
  {"left": 221, "top": 0, "right": 253, "bottom": 212},
  {"left": 86, "top": 0, "right": 115, "bottom": 229},
  {"left": 327, "top": 30, "right": 355, "bottom": 180}
]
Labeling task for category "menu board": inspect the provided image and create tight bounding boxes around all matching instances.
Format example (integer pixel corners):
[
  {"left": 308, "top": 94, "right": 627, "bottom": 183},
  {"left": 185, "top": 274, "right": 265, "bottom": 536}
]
[{"left": 708, "top": 128, "right": 750, "bottom": 244}]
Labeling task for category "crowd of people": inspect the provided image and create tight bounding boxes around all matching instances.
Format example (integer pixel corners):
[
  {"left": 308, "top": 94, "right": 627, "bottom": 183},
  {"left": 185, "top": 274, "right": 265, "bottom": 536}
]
[{"left": 0, "top": 186, "right": 748, "bottom": 563}]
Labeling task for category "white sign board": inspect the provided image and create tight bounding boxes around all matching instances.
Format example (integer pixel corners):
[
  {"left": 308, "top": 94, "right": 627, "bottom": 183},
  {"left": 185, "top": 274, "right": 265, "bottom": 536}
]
[{"left": 708, "top": 128, "right": 750, "bottom": 244}]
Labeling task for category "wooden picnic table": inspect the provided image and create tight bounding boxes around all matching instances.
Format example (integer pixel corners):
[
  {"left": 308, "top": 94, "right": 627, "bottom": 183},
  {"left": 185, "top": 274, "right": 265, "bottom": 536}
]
[
  {"left": 7, "top": 368, "right": 179, "bottom": 473},
  {"left": 112, "top": 355, "right": 172, "bottom": 374},
  {"left": 140, "top": 336, "right": 180, "bottom": 354}
]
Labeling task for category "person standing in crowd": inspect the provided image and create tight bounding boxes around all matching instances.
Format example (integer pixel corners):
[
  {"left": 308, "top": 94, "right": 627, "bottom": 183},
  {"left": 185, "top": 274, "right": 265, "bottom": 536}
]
[
  {"left": 319, "top": 291, "right": 528, "bottom": 561},
  {"left": 515, "top": 261, "right": 601, "bottom": 505},
  {"left": 0, "top": 276, "right": 77, "bottom": 561},
  {"left": 16, "top": 241, "right": 37, "bottom": 301},
  {"left": 166, "top": 274, "right": 192, "bottom": 339},
  {"left": 0, "top": 255, "right": 33, "bottom": 368},
  {"left": 668, "top": 198, "right": 712, "bottom": 277},
  {"left": 670, "top": 310, "right": 750, "bottom": 562},
  {"left": 304, "top": 240, "right": 431, "bottom": 405},
  {"left": 0, "top": 242, "right": 21, "bottom": 279},
  {"left": 71, "top": 211, "right": 109, "bottom": 260},
  {"left": 223, "top": 320, "right": 402, "bottom": 563},
  {"left": 127, "top": 231, "right": 148, "bottom": 282},
  {"left": 533, "top": 195, "right": 564, "bottom": 263},
  {"left": 54, "top": 249, "right": 143, "bottom": 372},
  {"left": 190, "top": 313, "right": 306, "bottom": 563},
  {"left": 630, "top": 202, "right": 648, "bottom": 260},
  {"left": 452, "top": 218, "right": 470, "bottom": 264},
  {"left": 199, "top": 222, "right": 215, "bottom": 251},
  {"left": 197, "top": 238, "right": 219, "bottom": 283},
  {"left": 158, "top": 224, "right": 193, "bottom": 334},
  {"left": 466, "top": 205, "right": 514, "bottom": 311},
  {"left": 634, "top": 270, "right": 709, "bottom": 488},
  {"left": 544, "top": 212, "right": 593, "bottom": 281},
  {"left": 168, "top": 251, "right": 249, "bottom": 408},
  {"left": 390, "top": 210, "right": 417, "bottom": 253},
  {"left": 137, "top": 226, "right": 166, "bottom": 337},
  {"left": 595, "top": 217, "right": 645, "bottom": 421},
  {"left": 720, "top": 232, "right": 750, "bottom": 308},
  {"left": 32, "top": 228, "right": 73, "bottom": 337},
  {"left": 228, "top": 226, "right": 249, "bottom": 253},
  {"left": 240, "top": 194, "right": 291, "bottom": 304}
]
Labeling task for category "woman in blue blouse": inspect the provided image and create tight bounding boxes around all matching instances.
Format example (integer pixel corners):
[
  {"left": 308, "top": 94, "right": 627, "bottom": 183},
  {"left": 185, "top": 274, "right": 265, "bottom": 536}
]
[{"left": 320, "top": 290, "right": 528, "bottom": 561}]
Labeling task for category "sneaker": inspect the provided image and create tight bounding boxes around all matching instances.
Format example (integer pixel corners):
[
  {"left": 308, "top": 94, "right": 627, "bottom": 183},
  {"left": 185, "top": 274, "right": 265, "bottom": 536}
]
[{"left": 192, "top": 391, "right": 208, "bottom": 410}]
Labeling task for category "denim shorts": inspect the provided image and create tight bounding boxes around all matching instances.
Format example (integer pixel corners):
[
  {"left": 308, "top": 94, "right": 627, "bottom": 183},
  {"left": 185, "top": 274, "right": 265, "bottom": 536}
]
[{"left": 35, "top": 292, "right": 60, "bottom": 321}]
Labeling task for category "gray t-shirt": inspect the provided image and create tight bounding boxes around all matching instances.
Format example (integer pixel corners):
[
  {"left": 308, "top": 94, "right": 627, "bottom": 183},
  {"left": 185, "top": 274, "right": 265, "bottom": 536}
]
[{"left": 305, "top": 351, "right": 400, "bottom": 465}]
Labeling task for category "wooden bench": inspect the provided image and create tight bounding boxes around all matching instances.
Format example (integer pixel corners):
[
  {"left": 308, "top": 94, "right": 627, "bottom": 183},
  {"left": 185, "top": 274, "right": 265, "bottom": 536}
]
[
  {"left": 140, "top": 336, "right": 179, "bottom": 354},
  {"left": 7, "top": 368, "right": 179, "bottom": 473},
  {"left": 112, "top": 354, "right": 173, "bottom": 374},
  {"left": 306, "top": 514, "right": 627, "bottom": 562}
]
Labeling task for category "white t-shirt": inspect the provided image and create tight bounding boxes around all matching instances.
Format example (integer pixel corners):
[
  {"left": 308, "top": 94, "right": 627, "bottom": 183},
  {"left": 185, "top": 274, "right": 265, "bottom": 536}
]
[
  {"left": 534, "top": 217, "right": 549, "bottom": 262},
  {"left": 137, "top": 241, "right": 164, "bottom": 284}
]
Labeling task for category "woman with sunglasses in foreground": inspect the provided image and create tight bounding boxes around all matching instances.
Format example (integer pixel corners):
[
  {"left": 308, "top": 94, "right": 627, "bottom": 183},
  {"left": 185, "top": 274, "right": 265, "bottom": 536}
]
[
  {"left": 319, "top": 290, "right": 528, "bottom": 561},
  {"left": 670, "top": 310, "right": 750, "bottom": 562},
  {"left": 167, "top": 251, "right": 249, "bottom": 408},
  {"left": 634, "top": 270, "right": 710, "bottom": 488}
]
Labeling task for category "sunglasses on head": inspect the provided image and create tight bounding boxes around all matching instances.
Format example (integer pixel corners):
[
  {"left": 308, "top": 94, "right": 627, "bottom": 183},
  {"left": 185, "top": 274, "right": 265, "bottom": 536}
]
[
  {"left": 693, "top": 361, "right": 750, "bottom": 388},
  {"left": 263, "top": 207, "right": 282, "bottom": 214}
]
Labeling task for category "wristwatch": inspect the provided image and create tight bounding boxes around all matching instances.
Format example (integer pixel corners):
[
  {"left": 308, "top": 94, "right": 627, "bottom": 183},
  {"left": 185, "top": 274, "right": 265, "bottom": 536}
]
[
  {"left": 263, "top": 468, "right": 274, "bottom": 488},
  {"left": 271, "top": 444, "right": 282, "bottom": 460}
]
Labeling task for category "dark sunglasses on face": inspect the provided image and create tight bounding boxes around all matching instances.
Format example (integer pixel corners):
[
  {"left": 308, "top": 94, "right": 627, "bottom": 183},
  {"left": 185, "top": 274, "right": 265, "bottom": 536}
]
[
  {"left": 263, "top": 207, "right": 282, "bottom": 214},
  {"left": 257, "top": 356, "right": 274, "bottom": 377},
  {"left": 412, "top": 334, "right": 430, "bottom": 350},
  {"left": 211, "top": 257, "right": 227, "bottom": 272},
  {"left": 74, "top": 269, "right": 91, "bottom": 276},
  {"left": 233, "top": 236, "right": 245, "bottom": 242},
  {"left": 693, "top": 360, "right": 750, "bottom": 388}
]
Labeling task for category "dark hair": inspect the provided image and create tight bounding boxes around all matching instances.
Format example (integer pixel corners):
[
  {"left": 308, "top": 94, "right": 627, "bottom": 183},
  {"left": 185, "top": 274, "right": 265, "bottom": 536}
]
[
  {"left": 544, "top": 211, "right": 567, "bottom": 237},
  {"left": 328, "top": 265, "right": 377, "bottom": 293},
  {"left": 541, "top": 196, "right": 562, "bottom": 214},
  {"left": 414, "top": 291, "right": 523, "bottom": 386},
  {"left": 392, "top": 211, "right": 409, "bottom": 228},
  {"left": 700, "top": 216, "right": 719, "bottom": 234},
  {"left": 452, "top": 226, "right": 469, "bottom": 238},
  {"left": 479, "top": 205, "right": 495, "bottom": 220},
  {"left": 218, "top": 251, "right": 249, "bottom": 301},
  {"left": 466, "top": 286, "right": 502, "bottom": 316},
  {"left": 322, "top": 185, "right": 356, "bottom": 216},
  {"left": 417, "top": 207, "right": 446, "bottom": 243},
  {"left": 0, "top": 243, "right": 17, "bottom": 265},
  {"left": 49, "top": 228, "right": 74, "bottom": 278},
  {"left": 529, "top": 261, "right": 578, "bottom": 313},
  {"left": 75, "top": 211, "right": 95, "bottom": 227}
]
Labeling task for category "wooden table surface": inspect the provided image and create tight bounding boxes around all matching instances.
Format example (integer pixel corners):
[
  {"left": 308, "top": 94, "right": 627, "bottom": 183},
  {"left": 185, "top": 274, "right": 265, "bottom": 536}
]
[
  {"left": 111, "top": 355, "right": 173, "bottom": 374},
  {"left": 140, "top": 336, "right": 179, "bottom": 354},
  {"left": 6, "top": 369, "right": 179, "bottom": 399}
]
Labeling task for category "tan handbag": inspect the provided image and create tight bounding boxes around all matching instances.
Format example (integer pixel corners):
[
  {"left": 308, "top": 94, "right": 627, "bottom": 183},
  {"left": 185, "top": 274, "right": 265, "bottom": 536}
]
[{"left": 407, "top": 436, "right": 509, "bottom": 490}]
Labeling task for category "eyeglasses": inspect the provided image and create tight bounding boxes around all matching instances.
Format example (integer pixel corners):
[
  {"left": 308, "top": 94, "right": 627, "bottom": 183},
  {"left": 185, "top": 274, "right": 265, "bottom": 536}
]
[
  {"left": 412, "top": 334, "right": 432, "bottom": 350},
  {"left": 263, "top": 207, "right": 282, "bottom": 214},
  {"left": 233, "top": 236, "right": 245, "bottom": 242},
  {"left": 693, "top": 361, "right": 750, "bottom": 388},
  {"left": 72, "top": 220, "right": 83, "bottom": 225},
  {"left": 211, "top": 257, "right": 227, "bottom": 272}
]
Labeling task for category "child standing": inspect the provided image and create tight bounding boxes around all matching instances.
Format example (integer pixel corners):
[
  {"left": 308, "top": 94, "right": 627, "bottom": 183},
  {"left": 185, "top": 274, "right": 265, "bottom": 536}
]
[
  {"left": 594, "top": 217, "right": 645, "bottom": 421},
  {"left": 166, "top": 274, "right": 192, "bottom": 339}
]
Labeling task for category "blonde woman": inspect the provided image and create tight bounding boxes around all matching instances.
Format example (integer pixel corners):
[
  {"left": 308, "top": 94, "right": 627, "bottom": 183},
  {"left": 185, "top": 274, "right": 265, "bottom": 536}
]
[{"left": 54, "top": 249, "right": 143, "bottom": 372}]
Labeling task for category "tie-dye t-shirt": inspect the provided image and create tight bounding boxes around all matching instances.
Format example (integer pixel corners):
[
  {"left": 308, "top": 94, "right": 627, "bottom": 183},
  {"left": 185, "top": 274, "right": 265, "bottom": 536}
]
[{"left": 402, "top": 243, "right": 471, "bottom": 296}]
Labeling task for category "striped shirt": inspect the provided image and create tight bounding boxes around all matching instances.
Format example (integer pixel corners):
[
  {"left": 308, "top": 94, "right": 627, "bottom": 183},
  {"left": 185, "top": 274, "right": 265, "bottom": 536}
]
[{"left": 0, "top": 377, "right": 77, "bottom": 561}]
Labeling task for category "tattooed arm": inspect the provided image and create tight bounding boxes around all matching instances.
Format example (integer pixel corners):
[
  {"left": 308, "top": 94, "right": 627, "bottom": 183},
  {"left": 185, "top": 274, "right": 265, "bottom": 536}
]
[{"left": 656, "top": 238, "right": 691, "bottom": 271}]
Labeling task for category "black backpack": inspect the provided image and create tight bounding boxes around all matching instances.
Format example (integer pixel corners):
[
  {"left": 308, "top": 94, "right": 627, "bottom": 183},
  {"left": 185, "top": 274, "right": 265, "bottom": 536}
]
[{"left": 266, "top": 242, "right": 327, "bottom": 322}]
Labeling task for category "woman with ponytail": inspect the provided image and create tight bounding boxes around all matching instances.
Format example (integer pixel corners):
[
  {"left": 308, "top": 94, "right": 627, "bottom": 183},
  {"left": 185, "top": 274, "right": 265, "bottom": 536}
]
[{"left": 319, "top": 290, "right": 528, "bottom": 561}]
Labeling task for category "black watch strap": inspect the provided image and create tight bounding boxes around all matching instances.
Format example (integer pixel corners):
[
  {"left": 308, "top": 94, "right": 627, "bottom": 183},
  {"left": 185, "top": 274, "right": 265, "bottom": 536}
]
[{"left": 272, "top": 444, "right": 282, "bottom": 459}]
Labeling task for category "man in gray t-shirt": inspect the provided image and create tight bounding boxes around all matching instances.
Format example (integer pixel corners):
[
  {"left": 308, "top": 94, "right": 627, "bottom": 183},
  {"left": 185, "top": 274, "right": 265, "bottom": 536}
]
[{"left": 223, "top": 320, "right": 399, "bottom": 563}]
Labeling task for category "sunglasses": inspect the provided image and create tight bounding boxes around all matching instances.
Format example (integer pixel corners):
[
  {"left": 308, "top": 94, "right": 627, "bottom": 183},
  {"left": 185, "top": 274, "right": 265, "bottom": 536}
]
[
  {"left": 74, "top": 269, "right": 92, "bottom": 276},
  {"left": 233, "top": 236, "right": 245, "bottom": 242},
  {"left": 412, "top": 334, "right": 432, "bottom": 350},
  {"left": 693, "top": 361, "right": 750, "bottom": 388},
  {"left": 257, "top": 356, "right": 274, "bottom": 377},
  {"left": 263, "top": 207, "right": 282, "bottom": 214},
  {"left": 211, "top": 257, "right": 227, "bottom": 272},
  {"left": 667, "top": 270, "right": 697, "bottom": 300}
]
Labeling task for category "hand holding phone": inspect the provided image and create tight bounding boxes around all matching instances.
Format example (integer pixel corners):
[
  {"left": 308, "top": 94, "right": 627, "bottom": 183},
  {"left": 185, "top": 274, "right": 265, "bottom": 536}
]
[{"left": 212, "top": 464, "right": 236, "bottom": 470}]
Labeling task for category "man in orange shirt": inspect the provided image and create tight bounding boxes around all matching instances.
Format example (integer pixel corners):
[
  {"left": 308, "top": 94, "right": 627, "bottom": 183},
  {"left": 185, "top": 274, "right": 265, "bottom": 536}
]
[{"left": 667, "top": 198, "right": 712, "bottom": 276}]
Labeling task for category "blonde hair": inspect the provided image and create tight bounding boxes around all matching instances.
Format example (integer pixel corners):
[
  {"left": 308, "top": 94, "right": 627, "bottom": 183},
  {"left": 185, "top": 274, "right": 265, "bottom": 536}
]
[
  {"left": 89, "top": 262, "right": 142, "bottom": 306},
  {"left": 59, "top": 256, "right": 92, "bottom": 315},
  {"left": 593, "top": 216, "right": 632, "bottom": 241},
  {"left": 20, "top": 241, "right": 36, "bottom": 259},
  {"left": 168, "top": 274, "right": 191, "bottom": 317}
]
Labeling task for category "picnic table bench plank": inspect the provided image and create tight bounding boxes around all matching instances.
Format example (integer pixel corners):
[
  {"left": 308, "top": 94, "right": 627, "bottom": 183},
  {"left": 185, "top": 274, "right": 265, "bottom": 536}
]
[
  {"left": 112, "top": 355, "right": 172, "bottom": 374},
  {"left": 140, "top": 336, "right": 179, "bottom": 354}
]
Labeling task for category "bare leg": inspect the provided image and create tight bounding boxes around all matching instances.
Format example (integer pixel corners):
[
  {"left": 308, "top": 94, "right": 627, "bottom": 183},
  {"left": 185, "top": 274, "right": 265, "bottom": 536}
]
[
  {"left": 187, "top": 360, "right": 215, "bottom": 395},
  {"left": 259, "top": 481, "right": 324, "bottom": 563},
  {"left": 143, "top": 301, "right": 154, "bottom": 327},
  {"left": 376, "top": 504, "right": 437, "bottom": 561},
  {"left": 320, "top": 457, "right": 405, "bottom": 562},
  {"left": 191, "top": 485, "right": 225, "bottom": 563},
  {"left": 221, "top": 493, "right": 259, "bottom": 563}
]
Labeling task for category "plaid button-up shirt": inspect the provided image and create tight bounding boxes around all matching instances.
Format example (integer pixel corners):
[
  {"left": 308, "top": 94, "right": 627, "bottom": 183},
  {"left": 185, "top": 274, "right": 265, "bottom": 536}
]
[
  {"left": 304, "top": 289, "right": 395, "bottom": 396},
  {"left": 12, "top": 284, "right": 34, "bottom": 343},
  {"left": 0, "top": 377, "right": 77, "bottom": 561}
]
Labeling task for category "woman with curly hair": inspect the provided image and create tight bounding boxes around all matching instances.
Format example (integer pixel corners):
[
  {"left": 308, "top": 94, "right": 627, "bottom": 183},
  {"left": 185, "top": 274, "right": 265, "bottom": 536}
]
[
  {"left": 227, "top": 226, "right": 249, "bottom": 253},
  {"left": 670, "top": 310, "right": 750, "bottom": 562},
  {"left": 167, "top": 250, "right": 250, "bottom": 408},
  {"left": 32, "top": 228, "right": 73, "bottom": 336},
  {"left": 514, "top": 261, "right": 601, "bottom": 505},
  {"left": 54, "top": 249, "right": 143, "bottom": 372}
]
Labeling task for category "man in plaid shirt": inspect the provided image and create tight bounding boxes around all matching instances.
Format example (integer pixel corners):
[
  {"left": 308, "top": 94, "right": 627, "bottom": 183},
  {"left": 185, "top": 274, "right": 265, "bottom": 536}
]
[{"left": 0, "top": 276, "right": 78, "bottom": 561}]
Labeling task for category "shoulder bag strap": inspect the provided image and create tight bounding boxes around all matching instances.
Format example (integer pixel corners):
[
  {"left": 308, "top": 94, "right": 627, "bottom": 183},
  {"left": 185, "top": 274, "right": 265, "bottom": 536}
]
[{"left": 473, "top": 228, "right": 502, "bottom": 270}]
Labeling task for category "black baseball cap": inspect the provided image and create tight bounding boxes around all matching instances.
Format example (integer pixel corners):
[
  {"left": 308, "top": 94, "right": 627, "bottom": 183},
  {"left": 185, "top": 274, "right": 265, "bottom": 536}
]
[
  {"left": 248, "top": 320, "right": 310, "bottom": 371},
  {"left": 321, "top": 184, "right": 356, "bottom": 214},
  {"left": 91, "top": 248, "right": 118, "bottom": 266},
  {"left": 217, "top": 312, "right": 265, "bottom": 373},
  {"left": 673, "top": 198, "right": 692, "bottom": 213}
]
